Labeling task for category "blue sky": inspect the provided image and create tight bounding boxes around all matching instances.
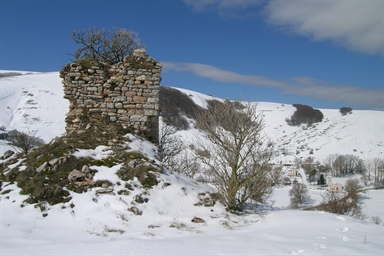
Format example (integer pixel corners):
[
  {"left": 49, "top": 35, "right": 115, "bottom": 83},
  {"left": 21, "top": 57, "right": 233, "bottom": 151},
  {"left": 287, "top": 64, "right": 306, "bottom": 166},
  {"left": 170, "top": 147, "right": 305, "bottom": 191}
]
[{"left": 1, "top": 0, "right": 383, "bottom": 110}]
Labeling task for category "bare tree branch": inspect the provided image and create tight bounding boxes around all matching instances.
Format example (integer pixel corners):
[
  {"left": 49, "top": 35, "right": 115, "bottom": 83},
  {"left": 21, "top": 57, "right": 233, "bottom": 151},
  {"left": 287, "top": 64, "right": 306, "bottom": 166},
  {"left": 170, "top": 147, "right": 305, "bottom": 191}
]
[{"left": 70, "top": 27, "right": 145, "bottom": 64}]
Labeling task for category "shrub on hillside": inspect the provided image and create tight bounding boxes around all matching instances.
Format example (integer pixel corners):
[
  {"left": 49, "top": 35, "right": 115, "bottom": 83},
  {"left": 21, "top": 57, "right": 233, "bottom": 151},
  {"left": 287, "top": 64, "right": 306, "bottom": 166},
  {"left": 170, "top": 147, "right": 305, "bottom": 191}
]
[
  {"left": 7, "top": 129, "right": 45, "bottom": 155},
  {"left": 307, "top": 178, "right": 366, "bottom": 219},
  {"left": 289, "top": 183, "right": 310, "bottom": 209},
  {"left": 159, "top": 86, "right": 202, "bottom": 130},
  {"left": 339, "top": 107, "right": 352, "bottom": 116},
  {"left": 286, "top": 104, "right": 323, "bottom": 126},
  {"left": 0, "top": 72, "right": 22, "bottom": 78}
]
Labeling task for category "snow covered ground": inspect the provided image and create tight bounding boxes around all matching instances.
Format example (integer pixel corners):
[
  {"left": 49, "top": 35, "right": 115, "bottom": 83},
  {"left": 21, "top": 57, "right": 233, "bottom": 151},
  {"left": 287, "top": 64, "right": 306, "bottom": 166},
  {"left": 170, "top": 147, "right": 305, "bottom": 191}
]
[
  {"left": 1, "top": 162, "right": 383, "bottom": 255},
  {"left": 1, "top": 72, "right": 383, "bottom": 255}
]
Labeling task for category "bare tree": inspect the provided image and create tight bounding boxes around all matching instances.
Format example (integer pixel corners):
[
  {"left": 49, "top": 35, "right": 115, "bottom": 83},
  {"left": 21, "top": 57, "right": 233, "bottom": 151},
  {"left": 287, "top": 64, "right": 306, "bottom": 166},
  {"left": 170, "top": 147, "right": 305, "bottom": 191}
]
[
  {"left": 365, "top": 158, "right": 384, "bottom": 185},
  {"left": 70, "top": 27, "right": 145, "bottom": 64},
  {"left": 158, "top": 123, "right": 185, "bottom": 171},
  {"left": 313, "top": 178, "right": 366, "bottom": 219},
  {"left": 331, "top": 155, "right": 365, "bottom": 176},
  {"left": 289, "top": 183, "right": 310, "bottom": 209},
  {"left": 194, "top": 99, "right": 274, "bottom": 212},
  {"left": 317, "top": 191, "right": 365, "bottom": 219},
  {"left": 325, "top": 154, "right": 339, "bottom": 177},
  {"left": 7, "top": 129, "right": 45, "bottom": 155},
  {"left": 268, "top": 165, "right": 285, "bottom": 186},
  {"left": 344, "top": 178, "right": 363, "bottom": 202},
  {"left": 173, "top": 150, "right": 201, "bottom": 179}
]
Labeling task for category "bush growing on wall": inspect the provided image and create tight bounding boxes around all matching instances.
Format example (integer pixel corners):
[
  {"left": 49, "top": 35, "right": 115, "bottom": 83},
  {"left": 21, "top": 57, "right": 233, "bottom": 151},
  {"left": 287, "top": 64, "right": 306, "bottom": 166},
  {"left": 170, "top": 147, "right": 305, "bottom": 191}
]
[
  {"left": 70, "top": 27, "right": 145, "bottom": 64},
  {"left": 286, "top": 104, "right": 324, "bottom": 126}
]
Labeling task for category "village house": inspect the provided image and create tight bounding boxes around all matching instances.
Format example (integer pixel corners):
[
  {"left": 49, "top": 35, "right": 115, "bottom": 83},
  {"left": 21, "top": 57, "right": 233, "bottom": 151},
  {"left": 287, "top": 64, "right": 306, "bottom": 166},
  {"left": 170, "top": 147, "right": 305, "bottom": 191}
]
[
  {"left": 288, "top": 169, "right": 299, "bottom": 177},
  {"left": 327, "top": 176, "right": 344, "bottom": 191}
]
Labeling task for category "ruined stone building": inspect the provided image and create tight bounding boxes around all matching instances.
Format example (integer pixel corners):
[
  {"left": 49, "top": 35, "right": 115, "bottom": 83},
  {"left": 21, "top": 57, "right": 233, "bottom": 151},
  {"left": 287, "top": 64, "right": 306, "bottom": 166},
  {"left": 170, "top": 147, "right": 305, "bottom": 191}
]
[{"left": 60, "top": 49, "right": 162, "bottom": 143}]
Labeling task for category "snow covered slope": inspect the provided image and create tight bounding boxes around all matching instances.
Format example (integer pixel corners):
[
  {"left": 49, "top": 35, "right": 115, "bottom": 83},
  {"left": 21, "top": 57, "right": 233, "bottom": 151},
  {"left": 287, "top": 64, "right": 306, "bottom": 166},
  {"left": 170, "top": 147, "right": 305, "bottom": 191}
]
[
  {"left": 0, "top": 71, "right": 383, "bottom": 255},
  {"left": 1, "top": 72, "right": 383, "bottom": 161},
  {"left": 175, "top": 87, "right": 384, "bottom": 163},
  {"left": 0, "top": 71, "right": 68, "bottom": 154}
]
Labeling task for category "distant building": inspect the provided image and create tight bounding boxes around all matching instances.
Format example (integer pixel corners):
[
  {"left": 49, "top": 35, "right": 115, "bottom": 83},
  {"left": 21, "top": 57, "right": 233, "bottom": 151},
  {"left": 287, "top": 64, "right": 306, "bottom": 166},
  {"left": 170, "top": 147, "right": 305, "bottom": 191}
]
[
  {"left": 327, "top": 176, "right": 344, "bottom": 191},
  {"left": 288, "top": 169, "right": 299, "bottom": 176}
]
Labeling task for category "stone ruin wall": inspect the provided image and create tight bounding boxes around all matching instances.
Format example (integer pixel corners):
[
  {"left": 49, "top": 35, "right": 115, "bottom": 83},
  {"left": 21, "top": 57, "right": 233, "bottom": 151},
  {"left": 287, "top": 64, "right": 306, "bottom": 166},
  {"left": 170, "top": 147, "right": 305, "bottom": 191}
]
[{"left": 60, "top": 49, "right": 162, "bottom": 143}]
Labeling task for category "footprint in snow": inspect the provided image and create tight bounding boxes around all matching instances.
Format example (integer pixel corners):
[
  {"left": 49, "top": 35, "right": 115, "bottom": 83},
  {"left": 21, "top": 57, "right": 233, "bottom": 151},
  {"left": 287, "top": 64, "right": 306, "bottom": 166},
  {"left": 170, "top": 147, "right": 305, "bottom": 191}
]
[
  {"left": 289, "top": 249, "right": 304, "bottom": 255},
  {"left": 336, "top": 227, "right": 349, "bottom": 232},
  {"left": 342, "top": 236, "right": 349, "bottom": 241},
  {"left": 313, "top": 243, "right": 326, "bottom": 249}
]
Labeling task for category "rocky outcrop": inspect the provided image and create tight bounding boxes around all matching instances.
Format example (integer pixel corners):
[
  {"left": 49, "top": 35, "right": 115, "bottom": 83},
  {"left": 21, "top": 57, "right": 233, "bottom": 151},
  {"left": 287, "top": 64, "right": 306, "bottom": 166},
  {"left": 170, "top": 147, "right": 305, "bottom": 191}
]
[
  {"left": 60, "top": 49, "right": 162, "bottom": 143},
  {"left": 0, "top": 150, "right": 14, "bottom": 160}
]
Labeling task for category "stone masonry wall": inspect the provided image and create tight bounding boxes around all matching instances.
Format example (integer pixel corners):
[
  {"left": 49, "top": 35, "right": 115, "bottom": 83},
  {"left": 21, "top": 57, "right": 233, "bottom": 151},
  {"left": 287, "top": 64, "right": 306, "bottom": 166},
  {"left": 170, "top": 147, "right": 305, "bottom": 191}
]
[{"left": 60, "top": 49, "right": 162, "bottom": 143}]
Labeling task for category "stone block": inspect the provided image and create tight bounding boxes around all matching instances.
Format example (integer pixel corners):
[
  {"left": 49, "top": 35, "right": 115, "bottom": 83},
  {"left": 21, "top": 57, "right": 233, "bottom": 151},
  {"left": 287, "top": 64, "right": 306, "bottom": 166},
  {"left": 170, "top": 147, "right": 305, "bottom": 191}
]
[{"left": 133, "top": 96, "right": 147, "bottom": 103}]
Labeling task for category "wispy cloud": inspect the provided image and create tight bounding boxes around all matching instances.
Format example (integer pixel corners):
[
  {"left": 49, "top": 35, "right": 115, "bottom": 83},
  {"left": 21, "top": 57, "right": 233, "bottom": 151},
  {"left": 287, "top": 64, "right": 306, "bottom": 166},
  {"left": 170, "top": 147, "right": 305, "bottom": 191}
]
[
  {"left": 265, "top": 1, "right": 383, "bottom": 56},
  {"left": 183, "top": 0, "right": 261, "bottom": 18},
  {"left": 163, "top": 61, "right": 383, "bottom": 109},
  {"left": 183, "top": 0, "right": 384, "bottom": 56}
]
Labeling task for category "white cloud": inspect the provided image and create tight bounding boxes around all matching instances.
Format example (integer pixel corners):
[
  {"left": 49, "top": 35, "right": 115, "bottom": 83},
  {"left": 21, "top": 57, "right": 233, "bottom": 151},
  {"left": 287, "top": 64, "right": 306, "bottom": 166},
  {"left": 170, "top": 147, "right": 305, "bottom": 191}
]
[
  {"left": 183, "top": 0, "right": 261, "bottom": 18},
  {"left": 265, "top": 1, "right": 383, "bottom": 56},
  {"left": 184, "top": 0, "right": 384, "bottom": 56},
  {"left": 163, "top": 61, "right": 383, "bottom": 109}
]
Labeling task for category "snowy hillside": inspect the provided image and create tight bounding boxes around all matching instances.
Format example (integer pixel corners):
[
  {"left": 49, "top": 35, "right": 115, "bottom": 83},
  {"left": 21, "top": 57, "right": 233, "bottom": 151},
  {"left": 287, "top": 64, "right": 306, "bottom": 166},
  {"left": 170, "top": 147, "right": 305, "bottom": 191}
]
[
  {"left": 1, "top": 72, "right": 383, "bottom": 162},
  {"left": 0, "top": 71, "right": 68, "bottom": 155},
  {"left": 174, "top": 87, "right": 384, "bottom": 163},
  {"left": 1, "top": 71, "right": 383, "bottom": 255}
]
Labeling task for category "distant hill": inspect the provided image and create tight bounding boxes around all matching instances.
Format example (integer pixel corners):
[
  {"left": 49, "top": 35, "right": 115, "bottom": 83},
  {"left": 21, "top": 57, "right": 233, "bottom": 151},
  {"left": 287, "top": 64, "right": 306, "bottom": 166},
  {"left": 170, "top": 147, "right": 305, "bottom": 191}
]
[
  {"left": 160, "top": 86, "right": 383, "bottom": 164},
  {"left": 1, "top": 71, "right": 383, "bottom": 163}
]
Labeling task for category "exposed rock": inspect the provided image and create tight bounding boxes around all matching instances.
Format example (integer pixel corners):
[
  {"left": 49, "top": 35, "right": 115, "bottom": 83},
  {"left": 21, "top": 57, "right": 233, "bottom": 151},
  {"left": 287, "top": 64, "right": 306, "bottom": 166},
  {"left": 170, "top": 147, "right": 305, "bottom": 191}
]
[
  {"left": 101, "top": 182, "right": 109, "bottom": 188},
  {"left": 3, "top": 158, "right": 18, "bottom": 166},
  {"left": 2, "top": 167, "right": 10, "bottom": 174},
  {"left": 81, "top": 165, "right": 90, "bottom": 175},
  {"left": 49, "top": 137, "right": 60, "bottom": 145},
  {"left": 36, "top": 162, "right": 48, "bottom": 173},
  {"left": 134, "top": 194, "right": 149, "bottom": 204},
  {"left": 195, "top": 193, "right": 216, "bottom": 207},
  {"left": 68, "top": 169, "right": 86, "bottom": 182},
  {"left": 1, "top": 150, "right": 14, "bottom": 160},
  {"left": 48, "top": 158, "right": 59, "bottom": 166},
  {"left": 96, "top": 187, "right": 114, "bottom": 195},
  {"left": 191, "top": 217, "right": 205, "bottom": 223},
  {"left": 162, "top": 182, "right": 171, "bottom": 188},
  {"left": 117, "top": 189, "right": 130, "bottom": 195},
  {"left": 75, "top": 178, "right": 95, "bottom": 187},
  {"left": 127, "top": 160, "right": 138, "bottom": 168},
  {"left": 128, "top": 206, "right": 142, "bottom": 215}
]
